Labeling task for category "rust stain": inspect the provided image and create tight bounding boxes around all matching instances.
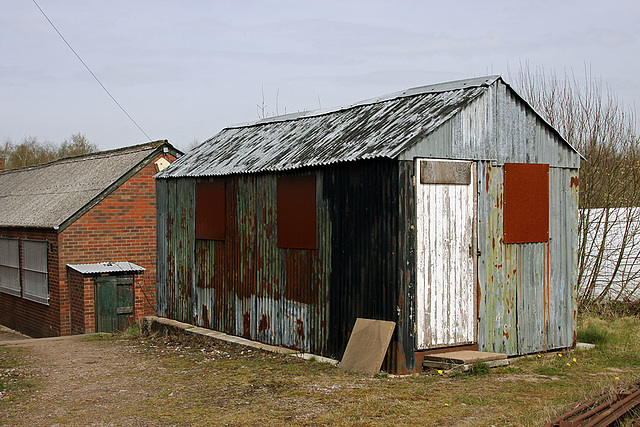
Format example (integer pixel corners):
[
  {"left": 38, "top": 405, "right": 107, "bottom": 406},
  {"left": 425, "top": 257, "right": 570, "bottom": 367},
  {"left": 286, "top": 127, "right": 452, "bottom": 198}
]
[
  {"left": 258, "top": 313, "right": 270, "bottom": 334},
  {"left": 284, "top": 252, "right": 318, "bottom": 304},
  {"left": 202, "top": 304, "right": 210, "bottom": 329},
  {"left": 296, "top": 318, "right": 305, "bottom": 342},
  {"left": 486, "top": 168, "right": 490, "bottom": 192},
  {"left": 243, "top": 311, "right": 251, "bottom": 338},
  {"left": 570, "top": 176, "right": 579, "bottom": 188}
]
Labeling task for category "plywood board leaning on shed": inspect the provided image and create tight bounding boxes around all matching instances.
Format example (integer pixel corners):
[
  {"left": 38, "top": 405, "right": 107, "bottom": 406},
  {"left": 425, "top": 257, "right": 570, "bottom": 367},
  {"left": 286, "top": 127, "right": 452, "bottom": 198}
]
[{"left": 339, "top": 318, "right": 396, "bottom": 375}]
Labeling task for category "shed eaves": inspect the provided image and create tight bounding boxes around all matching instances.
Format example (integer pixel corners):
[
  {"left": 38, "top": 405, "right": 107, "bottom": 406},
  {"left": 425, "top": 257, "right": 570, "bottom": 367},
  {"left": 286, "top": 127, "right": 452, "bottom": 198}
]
[
  {"left": 0, "top": 142, "right": 167, "bottom": 229},
  {"left": 157, "top": 76, "right": 500, "bottom": 178}
]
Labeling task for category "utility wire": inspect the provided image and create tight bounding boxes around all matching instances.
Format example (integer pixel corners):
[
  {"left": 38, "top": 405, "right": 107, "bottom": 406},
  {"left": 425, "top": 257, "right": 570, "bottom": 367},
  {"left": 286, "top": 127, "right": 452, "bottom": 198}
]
[{"left": 31, "top": 0, "right": 152, "bottom": 141}]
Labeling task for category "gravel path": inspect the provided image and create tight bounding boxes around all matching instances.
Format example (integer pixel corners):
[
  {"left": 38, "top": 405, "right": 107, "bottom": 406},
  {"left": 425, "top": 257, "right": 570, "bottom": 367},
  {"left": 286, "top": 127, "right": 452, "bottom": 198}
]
[{"left": 1, "top": 335, "right": 161, "bottom": 426}]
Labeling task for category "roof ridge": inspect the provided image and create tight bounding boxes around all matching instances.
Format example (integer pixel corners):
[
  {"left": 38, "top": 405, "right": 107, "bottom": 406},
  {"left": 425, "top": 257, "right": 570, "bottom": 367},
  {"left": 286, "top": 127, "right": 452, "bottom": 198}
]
[{"left": 0, "top": 140, "right": 168, "bottom": 174}]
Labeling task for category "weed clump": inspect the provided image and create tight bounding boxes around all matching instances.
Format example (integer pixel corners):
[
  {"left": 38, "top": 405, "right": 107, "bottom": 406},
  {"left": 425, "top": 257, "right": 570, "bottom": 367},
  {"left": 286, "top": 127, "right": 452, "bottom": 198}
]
[
  {"left": 577, "top": 324, "right": 610, "bottom": 345},
  {"left": 468, "top": 362, "right": 491, "bottom": 376}
]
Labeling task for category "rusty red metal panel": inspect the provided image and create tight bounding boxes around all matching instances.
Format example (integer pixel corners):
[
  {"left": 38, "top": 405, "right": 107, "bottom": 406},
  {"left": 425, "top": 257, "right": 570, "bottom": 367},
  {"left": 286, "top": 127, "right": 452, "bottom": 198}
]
[
  {"left": 277, "top": 175, "right": 316, "bottom": 249},
  {"left": 196, "top": 181, "right": 225, "bottom": 240},
  {"left": 504, "top": 163, "right": 549, "bottom": 243}
]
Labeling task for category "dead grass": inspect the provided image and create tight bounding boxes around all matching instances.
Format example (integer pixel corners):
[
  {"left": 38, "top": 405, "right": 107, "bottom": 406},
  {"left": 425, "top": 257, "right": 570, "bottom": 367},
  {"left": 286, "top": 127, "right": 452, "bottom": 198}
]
[
  {"left": 0, "top": 346, "right": 36, "bottom": 407},
  {"left": 2, "top": 315, "right": 640, "bottom": 425}
]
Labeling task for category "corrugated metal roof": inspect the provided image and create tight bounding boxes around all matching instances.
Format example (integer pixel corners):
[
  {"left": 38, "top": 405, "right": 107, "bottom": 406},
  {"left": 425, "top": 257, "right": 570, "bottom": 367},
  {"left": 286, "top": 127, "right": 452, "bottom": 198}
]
[
  {"left": 157, "top": 76, "right": 501, "bottom": 178},
  {"left": 67, "top": 261, "right": 145, "bottom": 275},
  {"left": 0, "top": 141, "right": 172, "bottom": 229}
]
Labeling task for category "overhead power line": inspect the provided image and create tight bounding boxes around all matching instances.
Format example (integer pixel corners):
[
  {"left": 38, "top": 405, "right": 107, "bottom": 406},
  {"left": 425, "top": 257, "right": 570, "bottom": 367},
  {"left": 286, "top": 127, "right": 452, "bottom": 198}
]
[{"left": 31, "top": 0, "right": 152, "bottom": 141}]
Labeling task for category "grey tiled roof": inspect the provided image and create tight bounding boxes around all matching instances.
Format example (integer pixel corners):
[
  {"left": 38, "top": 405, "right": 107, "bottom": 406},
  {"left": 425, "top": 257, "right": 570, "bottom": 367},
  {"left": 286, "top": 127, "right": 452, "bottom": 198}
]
[{"left": 0, "top": 141, "right": 171, "bottom": 229}]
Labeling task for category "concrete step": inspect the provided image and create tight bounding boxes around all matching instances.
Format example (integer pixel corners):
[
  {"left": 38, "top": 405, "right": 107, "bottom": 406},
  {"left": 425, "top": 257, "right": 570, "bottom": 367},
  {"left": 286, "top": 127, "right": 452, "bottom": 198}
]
[{"left": 423, "top": 350, "right": 509, "bottom": 371}]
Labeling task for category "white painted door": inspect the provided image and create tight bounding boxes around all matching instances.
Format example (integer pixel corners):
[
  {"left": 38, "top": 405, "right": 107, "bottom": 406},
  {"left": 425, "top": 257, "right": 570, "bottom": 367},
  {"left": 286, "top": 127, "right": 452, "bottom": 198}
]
[{"left": 416, "top": 159, "right": 476, "bottom": 350}]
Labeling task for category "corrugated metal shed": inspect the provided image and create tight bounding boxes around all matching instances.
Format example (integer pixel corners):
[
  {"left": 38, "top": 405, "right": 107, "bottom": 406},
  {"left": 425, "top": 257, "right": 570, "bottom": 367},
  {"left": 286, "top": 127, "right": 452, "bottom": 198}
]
[
  {"left": 67, "top": 262, "right": 145, "bottom": 275},
  {"left": 0, "top": 141, "right": 176, "bottom": 230},
  {"left": 156, "top": 75, "right": 581, "bottom": 373}
]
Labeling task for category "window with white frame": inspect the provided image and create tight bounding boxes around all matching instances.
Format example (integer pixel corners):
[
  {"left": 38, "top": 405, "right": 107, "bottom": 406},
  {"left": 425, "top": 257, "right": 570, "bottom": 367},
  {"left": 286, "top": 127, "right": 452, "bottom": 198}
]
[
  {"left": 0, "top": 238, "right": 21, "bottom": 297},
  {"left": 21, "top": 240, "right": 49, "bottom": 304}
]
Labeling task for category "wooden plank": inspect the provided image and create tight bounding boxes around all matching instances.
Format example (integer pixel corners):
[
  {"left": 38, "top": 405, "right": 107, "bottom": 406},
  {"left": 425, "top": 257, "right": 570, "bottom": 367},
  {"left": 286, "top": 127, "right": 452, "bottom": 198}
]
[
  {"left": 339, "top": 318, "right": 396, "bottom": 375},
  {"left": 424, "top": 350, "right": 507, "bottom": 364},
  {"left": 420, "top": 161, "right": 471, "bottom": 185}
]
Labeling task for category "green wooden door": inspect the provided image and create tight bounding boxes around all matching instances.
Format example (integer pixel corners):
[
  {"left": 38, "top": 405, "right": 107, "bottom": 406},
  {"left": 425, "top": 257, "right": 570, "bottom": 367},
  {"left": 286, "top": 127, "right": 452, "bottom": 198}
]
[{"left": 95, "top": 275, "right": 134, "bottom": 333}]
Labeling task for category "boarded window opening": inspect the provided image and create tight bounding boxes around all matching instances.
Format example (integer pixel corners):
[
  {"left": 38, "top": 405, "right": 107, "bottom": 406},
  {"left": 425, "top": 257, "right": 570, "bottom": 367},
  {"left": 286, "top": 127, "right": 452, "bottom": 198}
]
[
  {"left": 196, "top": 181, "right": 226, "bottom": 240},
  {"left": 277, "top": 175, "right": 317, "bottom": 249},
  {"left": 504, "top": 163, "right": 549, "bottom": 243}
]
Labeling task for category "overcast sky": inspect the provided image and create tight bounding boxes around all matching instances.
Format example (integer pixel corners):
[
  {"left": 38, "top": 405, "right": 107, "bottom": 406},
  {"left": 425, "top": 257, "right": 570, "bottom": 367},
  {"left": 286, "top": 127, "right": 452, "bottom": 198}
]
[{"left": 1, "top": 0, "right": 638, "bottom": 152}]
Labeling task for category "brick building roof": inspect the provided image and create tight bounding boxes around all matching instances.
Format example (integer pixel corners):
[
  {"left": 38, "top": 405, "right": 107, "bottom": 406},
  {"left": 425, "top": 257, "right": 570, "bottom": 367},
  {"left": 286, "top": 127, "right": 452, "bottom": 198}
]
[{"left": 0, "top": 140, "right": 180, "bottom": 230}]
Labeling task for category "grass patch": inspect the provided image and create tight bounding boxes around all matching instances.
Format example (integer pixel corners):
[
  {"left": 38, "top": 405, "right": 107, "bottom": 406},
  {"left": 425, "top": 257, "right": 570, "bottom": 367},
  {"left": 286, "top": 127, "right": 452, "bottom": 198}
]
[
  {"left": 0, "top": 346, "right": 35, "bottom": 408},
  {"left": 535, "top": 365, "right": 566, "bottom": 377},
  {"left": 4, "top": 314, "right": 640, "bottom": 426},
  {"left": 81, "top": 332, "right": 112, "bottom": 341},
  {"left": 577, "top": 319, "right": 611, "bottom": 345},
  {"left": 81, "top": 324, "right": 144, "bottom": 342},
  {"left": 468, "top": 362, "right": 491, "bottom": 376}
]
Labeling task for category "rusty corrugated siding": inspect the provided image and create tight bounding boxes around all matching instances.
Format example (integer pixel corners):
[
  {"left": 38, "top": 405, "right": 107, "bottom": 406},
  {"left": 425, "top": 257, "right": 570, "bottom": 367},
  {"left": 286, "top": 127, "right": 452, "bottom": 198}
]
[
  {"left": 158, "top": 178, "right": 194, "bottom": 324},
  {"left": 156, "top": 158, "right": 415, "bottom": 369},
  {"left": 477, "top": 162, "right": 578, "bottom": 354},
  {"left": 324, "top": 159, "right": 413, "bottom": 369},
  {"left": 156, "top": 179, "right": 168, "bottom": 317}
]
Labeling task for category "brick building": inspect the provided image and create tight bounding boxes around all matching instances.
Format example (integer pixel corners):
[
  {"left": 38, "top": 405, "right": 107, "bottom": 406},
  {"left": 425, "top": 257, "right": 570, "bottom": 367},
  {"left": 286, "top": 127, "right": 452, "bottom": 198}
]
[{"left": 0, "top": 141, "right": 181, "bottom": 337}]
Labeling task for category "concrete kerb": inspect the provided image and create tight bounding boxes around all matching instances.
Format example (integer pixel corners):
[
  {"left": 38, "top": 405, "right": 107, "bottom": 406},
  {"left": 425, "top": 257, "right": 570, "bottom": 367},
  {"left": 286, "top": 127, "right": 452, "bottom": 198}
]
[{"left": 144, "top": 316, "right": 339, "bottom": 366}]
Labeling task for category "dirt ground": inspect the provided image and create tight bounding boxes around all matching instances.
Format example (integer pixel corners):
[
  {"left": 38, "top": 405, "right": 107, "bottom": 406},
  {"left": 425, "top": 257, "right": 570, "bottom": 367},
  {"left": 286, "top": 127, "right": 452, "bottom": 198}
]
[
  {"left": 1, "top": 332, "right": 165, "bottom": 425},
  {"left": 2, "top": 321, "right": 640, "bottom": 426},
  {"left": 0, "top": 329, "right": 360, "bottom": 426},
  {"left": 0, "top": 326, "right": 30, "bottom": 342}
]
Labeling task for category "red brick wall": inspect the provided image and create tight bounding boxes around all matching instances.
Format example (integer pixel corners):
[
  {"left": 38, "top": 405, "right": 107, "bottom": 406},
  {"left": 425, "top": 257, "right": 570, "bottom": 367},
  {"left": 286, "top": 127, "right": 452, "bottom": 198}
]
[
  {"left": 58, "top": 153, "right": 176, "bottom": 334},
  {"left": 0, "top": 152, "right": 177, "bottom": 337},
  {"left": 69, "top": 268, "right": 95, "bottom": 334},
  {"left": 0, "top": 228, "right": 60, "bottom": 337}
]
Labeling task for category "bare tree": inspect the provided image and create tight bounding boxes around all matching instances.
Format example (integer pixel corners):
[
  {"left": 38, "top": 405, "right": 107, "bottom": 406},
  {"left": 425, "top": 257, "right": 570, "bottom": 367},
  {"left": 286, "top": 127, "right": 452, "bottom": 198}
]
[
  {"left": 256, "top": 86, "right": 284, "bottom": 119},
  {"left": 1, "top": 133, "right": 97, "bottom": 170},
  {"left": 58, "top": 132, "right": 97, "bottom": 158},
  {"left": 7, "top": 136, "right": 57, "bottom": 168},
  {"left": 513, "top": 65, "right": 640, "bottom": 306},
  {"left": 0, "top": 138, "right": 12, "bottom": 169}
]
